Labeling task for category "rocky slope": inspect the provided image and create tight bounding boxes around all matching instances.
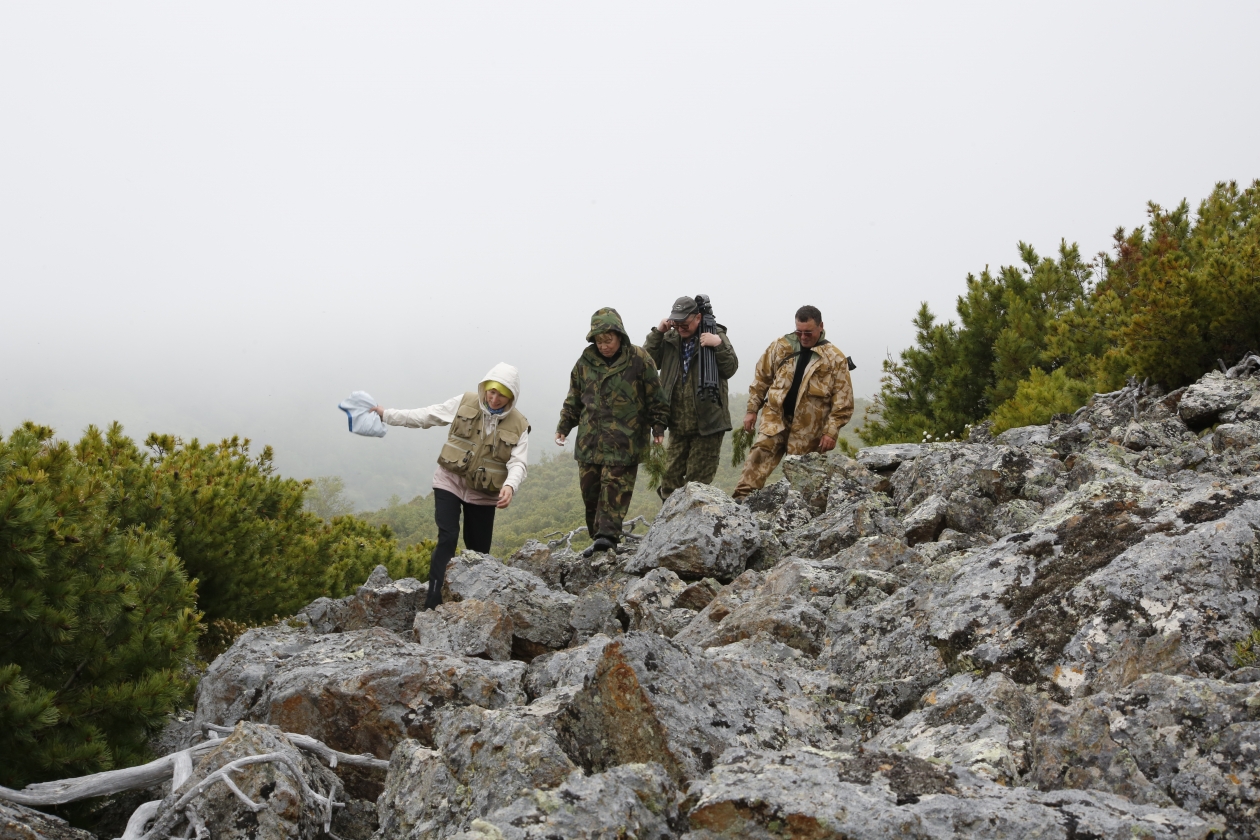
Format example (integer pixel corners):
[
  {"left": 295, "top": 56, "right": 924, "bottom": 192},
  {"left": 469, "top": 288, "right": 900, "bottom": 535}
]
[{"left": 27, "top": 366, "right": 1260, "bottom": 839}]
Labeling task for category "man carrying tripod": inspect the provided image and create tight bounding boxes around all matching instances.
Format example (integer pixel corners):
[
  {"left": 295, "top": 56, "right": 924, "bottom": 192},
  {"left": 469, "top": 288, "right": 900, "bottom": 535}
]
[{"left": 644, "top": 295, "right": 739, "bottom": 500}]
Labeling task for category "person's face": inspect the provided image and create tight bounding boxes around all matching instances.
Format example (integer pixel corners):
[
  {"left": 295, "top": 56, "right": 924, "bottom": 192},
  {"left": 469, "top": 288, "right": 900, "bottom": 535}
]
[
  {"left": 671, "top": 311, "right": 702, "bottom": 339},
  {"left": 594, "top": 331, "right": 622, "bottom": 358},
  {"left": 485, "top": 388, "right": 509, "bottom": 410},
  {"left": 795, "top": 318, "right": 823, "bottom": 348}
]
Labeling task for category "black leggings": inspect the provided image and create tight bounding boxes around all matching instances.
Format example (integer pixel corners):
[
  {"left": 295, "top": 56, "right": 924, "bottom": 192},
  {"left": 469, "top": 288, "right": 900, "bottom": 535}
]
[{"left": 427, "top": 488, "right": 497, "bottom": 609}]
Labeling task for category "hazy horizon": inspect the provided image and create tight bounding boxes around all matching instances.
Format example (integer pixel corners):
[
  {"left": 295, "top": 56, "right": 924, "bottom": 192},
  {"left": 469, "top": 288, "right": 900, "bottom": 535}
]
[{"left": 3, "top": 3, "right": 1258, "bottom": 509}]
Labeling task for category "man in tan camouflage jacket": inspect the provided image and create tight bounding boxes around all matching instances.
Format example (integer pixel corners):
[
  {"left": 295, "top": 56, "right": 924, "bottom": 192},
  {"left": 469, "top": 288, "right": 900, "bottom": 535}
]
[{"left": 733, "top": 305, "right": 854, "bottom": 500}]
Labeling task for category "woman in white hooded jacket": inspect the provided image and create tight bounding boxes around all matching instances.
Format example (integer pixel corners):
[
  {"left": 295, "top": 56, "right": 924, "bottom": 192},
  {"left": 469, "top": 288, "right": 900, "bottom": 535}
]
[{"left": 371, "top": 362, "right": 528, "bottom": 609}]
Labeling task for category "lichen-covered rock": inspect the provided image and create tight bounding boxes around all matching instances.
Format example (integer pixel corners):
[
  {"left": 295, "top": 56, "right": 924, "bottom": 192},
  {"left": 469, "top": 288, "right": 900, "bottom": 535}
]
[
  {"left": 1179, "top": 371, "right": 1257, "bottom": 428},
  {"left": 376, "top": 705, "right": 575, "bottom": 840},
  {"left": 443, "top": 552, "right": 577, "bottom": 659},
  {"left": 298, "top": 566, "right": 427, "bottom": 635},
  {"left": 413, "top": 598, "right": 514, "bottom": 661},
  {"left": 193, "top": 620, "right": 319, "bottom": 734},
  {"left": 903, "top": 493, "right": 949, "bottom": 545},
  {"left": 672, "top": 559, "right": 835, "bottom": 654},
  {"left": 623, "top": 483, "right": 759, "bottom": 582},
  {"left": 553, "top": 632, "right": 855, "bottom": 783},
  {"left": 460, "top": 763, "right": 682, "bottom": 840},
  {"left": 195, "top": 627, "right": 525, "bottom": 759},
  {"left": 868, "top": 672, "right": 1038, "bottom": 785},
  {"left": 522, "top": 634, "right": 613, "bottom": 700},
  {"left": 618, "top": 567, "right": 692, "bottom": 637},
  {"left": 995, "top": 424, "right": 1051, "bottom": 448},
  {"left": 683, "top": 747, "right": 1213, "bottom": 840},
  {"left": 0, "top": 802, "right": 96, "bottom": 840},
  {"left": 1031, "top": 673, "right": 1260, "bottom": 836},
  {"left": 857, "top": 442, "right": 924, "bottom": 472},
  {"left": 566, "top": 588, "right": 623, "bottom": 646},
  {"left": 506, "top": 540, "right": 564, "bottom": 590}
]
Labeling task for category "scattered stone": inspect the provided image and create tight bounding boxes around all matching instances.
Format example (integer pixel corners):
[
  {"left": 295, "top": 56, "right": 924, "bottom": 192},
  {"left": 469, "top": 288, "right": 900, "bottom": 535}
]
[
  {"left": 376, "top": 704, "right": 575, "bottom": 839},
  {"left": 195, "top": 627, "right": 526, "bottom": 758},
  {"left": 857, "top": 443, "right": 924, "bottom": 471},
  {"left": 684, "top": 747, "right": 1213, "bottom": 840},
  {"left": 623, "top": 483, "right": 760, "bottom": 582},
  {"left": 443, "top": 552, "right": 577, "bottom": 660},
  {"left": 462, "top": 763, "right": 682, "bottom": 840},
  {"left": 1179, "top": 371, "right": 1257, "bottom": 429},
  {"left": 553, "top": 632, "right": 853, "bottom": 783},
  {"left": 868, "top": 672, "right": 1039, "bottom": 785},
  {"left": 0, "top": 801, "right": 96, "bottom": 840},
  {"left": 414, "top": 598, "right": 514, "bottom": 661}
]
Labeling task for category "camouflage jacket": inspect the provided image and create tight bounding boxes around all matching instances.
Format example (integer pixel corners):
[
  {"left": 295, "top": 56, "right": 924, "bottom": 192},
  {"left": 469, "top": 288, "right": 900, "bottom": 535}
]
[
  {"left": 748, "top": 332, "right": 854, "bottom": 454},
  {"left": 557, "top": 308, "right": 670, "bottom": 465},
  {"left": 643, "top": 325, "right": 738, "bottom": 437}
]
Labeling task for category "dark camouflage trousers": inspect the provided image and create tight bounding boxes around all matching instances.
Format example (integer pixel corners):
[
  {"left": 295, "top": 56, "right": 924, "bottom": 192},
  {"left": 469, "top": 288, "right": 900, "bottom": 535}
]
[
  {"left": 733, "top": 428, "right": 789, "bottom": 500},
  {"left": 658, "top": 430, "right": 725, "bottom": 500},
  {"left": 578, "top": 461, "right": 639, "bottom": 542}
]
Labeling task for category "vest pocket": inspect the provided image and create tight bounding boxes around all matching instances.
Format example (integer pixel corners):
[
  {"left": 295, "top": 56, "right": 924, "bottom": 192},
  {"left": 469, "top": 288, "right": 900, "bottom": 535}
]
[
  {"left": 470, "top": 463, "right": 509, "bottom": 492},
  {"left": 492, "top": 431, "right": 520, "bottom": 463},
  {"left": 451, "top": 404, "right": 480, "bottom": 439},
  {"left": 438, "top": 439, "right": 475, "bottom": 473}
]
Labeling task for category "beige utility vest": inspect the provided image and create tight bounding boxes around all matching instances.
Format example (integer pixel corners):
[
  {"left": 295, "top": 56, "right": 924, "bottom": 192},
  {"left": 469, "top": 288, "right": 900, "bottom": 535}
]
[{"left": 436, "top": 392, "right": 529, "bottom": 492}]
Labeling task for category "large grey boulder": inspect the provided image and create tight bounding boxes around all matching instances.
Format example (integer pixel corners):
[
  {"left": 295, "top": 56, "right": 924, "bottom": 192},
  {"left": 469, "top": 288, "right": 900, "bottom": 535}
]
[
  {"left": 376, "top": 705, "right": 575, "bottom": 840},
  {"left": 195, "top": 626, "right": 526, "bottom": 759},
  {"left": 995, "top": 424, "right": 1051, "bottom": 448},
  {"left": 623, "top": 483, "right": 759, "bottom": 582},
  {"left": 413, "top": 598, "right": 514, "bottom": 661},
  {"left": 1179, "top": 371, "right": 1257, "bottom": 428},
  {"left": 867, "top": 672, "right": 1039, "bottom": 785},
  {"left": 455, "top": 763, "right": 682, "bottom": 840},
  {"left": 1030, "top": 673, "right": 1260, "bottom": 837},
  {"left": 857, "top": 442, "right": 924, "bottom": 472},
  {"left": 617, "top": 567, "right": 695, "bottom": 638},
  {"left": 443, "top": 552, "right": 577, "bottom": 659},
  {"left": 672, "top": 559, "right": 837, "bottom": 654},
  {"left": 552, "top": 632, "right": 856, "bottom": 783},
  {"left": 683, "top": 747, "right": 1213, "bottom": 839},
  {"left": 0, "top": 802, "right": 96, "bottom": 840},
  {"left": 298, "top": 565, "right": 427, "bottom": 635}
]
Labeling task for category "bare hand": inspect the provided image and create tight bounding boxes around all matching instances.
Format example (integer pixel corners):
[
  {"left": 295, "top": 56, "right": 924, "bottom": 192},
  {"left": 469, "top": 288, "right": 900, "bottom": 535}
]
[
  {"left": 818, "top": 435, "right": 836, "bottom": 453},
  {"left": 371, "top": 405, "right": 385, "bottom": 419},
  {"left": 699, "top": 332, "right": 721, "bottom": 348},
  {"left": 496, "top": 485, "right": 514, "bottom": 509},
  {"left": 743, "top": 411, "right": 757, "bottom": 433},
  {"left": 653, "top": 434, "right": 664, "bottom": 445},
  {"left": 555, "top": 434, "right": 567, "bottom": 446},
  {"left": 658, "top": 318, "right": 672, "bottom": 333}
]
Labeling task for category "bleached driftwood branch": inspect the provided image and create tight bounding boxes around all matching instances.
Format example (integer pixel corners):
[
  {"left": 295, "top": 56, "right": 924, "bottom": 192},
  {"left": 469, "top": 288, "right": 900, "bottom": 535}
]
[
  {"left": 1226, "top": 352, "right": 1260, "bottom": 379},
  {"left": 0, "top": 724, "right": 392, "bottom": 813},
  {"left": 545, "top": 525, "right": 587, "bottom": 551},
  {"left": 0, "top": 740, "right": 219, "bottom": 807},
  {"left": 201, "top": 724, "right": 389, "bottom": 770}
]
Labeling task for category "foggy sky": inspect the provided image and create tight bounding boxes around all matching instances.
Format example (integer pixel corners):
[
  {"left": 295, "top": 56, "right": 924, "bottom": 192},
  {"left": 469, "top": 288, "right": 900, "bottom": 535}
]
[{"left": 3, "top": 2, "right": 1258, "bottom": 510}]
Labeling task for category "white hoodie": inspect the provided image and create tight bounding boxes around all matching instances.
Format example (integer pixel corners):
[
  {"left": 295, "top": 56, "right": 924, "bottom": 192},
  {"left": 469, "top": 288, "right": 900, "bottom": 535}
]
[{"left": 382, "top": 362, "right": 529, "bottom": 505}]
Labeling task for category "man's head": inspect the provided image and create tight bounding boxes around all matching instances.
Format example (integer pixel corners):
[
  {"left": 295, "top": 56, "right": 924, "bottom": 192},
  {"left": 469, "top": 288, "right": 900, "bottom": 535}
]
[
  {"left": 593, "top": 331, "right": 622, "bottom": 358},
  {"left": 795, "top": 305, "right": 823, "bottom": 349},
  {"left": 666, "top": 295, "right": 701, "bottom": 339}
]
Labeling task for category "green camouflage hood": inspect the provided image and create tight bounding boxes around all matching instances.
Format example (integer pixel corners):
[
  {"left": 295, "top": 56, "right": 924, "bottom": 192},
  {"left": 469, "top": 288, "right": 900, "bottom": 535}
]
[{"left": 586, "top": 307, "right": 629, "bottom": 343}]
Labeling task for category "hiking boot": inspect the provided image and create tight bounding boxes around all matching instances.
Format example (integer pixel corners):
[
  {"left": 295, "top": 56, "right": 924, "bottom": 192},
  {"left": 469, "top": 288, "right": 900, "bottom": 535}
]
[{"left": 581, "top": 536, "right": 617, "bottom": 557}]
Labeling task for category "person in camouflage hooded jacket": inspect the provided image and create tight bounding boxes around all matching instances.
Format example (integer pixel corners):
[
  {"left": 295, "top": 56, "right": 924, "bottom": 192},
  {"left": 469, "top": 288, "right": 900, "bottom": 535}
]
[{"left": 556, "top": 307, "right": 669, "bottom": 555}]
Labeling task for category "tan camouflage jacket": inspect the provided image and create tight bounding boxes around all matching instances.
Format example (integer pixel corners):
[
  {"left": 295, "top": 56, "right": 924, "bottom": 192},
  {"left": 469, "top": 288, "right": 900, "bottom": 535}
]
[{"left": 747, "top": 332, "right": 854, "bottom": 453}]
